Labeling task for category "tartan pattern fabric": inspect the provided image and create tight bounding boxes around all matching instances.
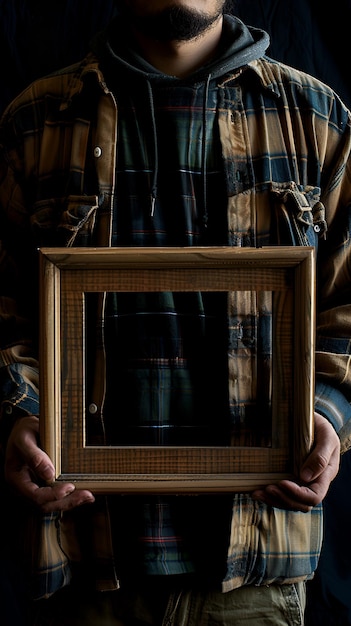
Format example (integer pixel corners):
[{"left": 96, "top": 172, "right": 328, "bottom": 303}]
[{"left": 100, "top": 80, "right": 230, "bottom": 576}]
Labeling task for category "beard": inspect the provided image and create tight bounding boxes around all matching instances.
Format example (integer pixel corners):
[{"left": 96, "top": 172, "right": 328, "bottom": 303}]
[{"left": 120, "top": 3, "right": 226, "bottom": 42}]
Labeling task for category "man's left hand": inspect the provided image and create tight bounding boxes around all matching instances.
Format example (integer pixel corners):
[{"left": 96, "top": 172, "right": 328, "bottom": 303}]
[{"left": 251, "top": 412, "right": 340, "bottom": 512}]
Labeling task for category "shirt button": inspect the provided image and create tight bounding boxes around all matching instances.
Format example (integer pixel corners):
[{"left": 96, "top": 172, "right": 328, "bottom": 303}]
[
  {"left": 93, "top": 146, "right": 102, "bottom": 158},
  {"left": 88, "top": 403, "right": 98, "bottom": 414}
]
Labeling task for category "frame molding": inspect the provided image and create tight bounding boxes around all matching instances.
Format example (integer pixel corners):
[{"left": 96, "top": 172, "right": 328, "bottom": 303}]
[{"left": 39, "top": 246, "right": 315, "bottom": 493}]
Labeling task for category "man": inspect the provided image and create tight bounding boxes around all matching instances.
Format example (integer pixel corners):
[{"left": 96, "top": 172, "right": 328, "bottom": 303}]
[{"left": 0, "top": 1, "right": 347, "bottom": 624}]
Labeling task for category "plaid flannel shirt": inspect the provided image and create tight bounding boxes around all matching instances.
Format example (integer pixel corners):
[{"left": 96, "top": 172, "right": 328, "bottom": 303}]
[{"left": 1, "top": 35, "right": 351, "bottom": 599}]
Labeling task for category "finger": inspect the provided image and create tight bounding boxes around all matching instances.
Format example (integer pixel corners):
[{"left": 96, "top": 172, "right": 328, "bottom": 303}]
[
  {"left": 254, "top": 463, "right": 337, "bottom": 511},
  {"left": 300, "top": 446, "right": 337, "bottom": 484},
  {"left": 5, "top": 444, "right": 56, "bottom": 487},
  {"left": 37, "top": 487, "right": 95, "bottom": 514},
  {"left": 252, "top": 484, "right": 312, "bottom": 512},
  {"left": 252, "top": 467, "right": 337, "bottom": 511},
  {"left": 16, "top": 418, "right": 56, "bottom": 482},
  {"left": 300, "top": 445, "right": 340, "bottom": 485},
  {"left": 5, "top": 416, "right": 56, "bottom": 484},
  {"left": 268, "top": 481, "right": 318, "bottom": 509},
  {"left": 300, "top": 413, "right": 340, "bottom": 484},
  {"left": 24, "top": 448, "right": 56, "bottom": 483},
  {"left": 10, "top": 469, "right": 95, "bottom": 512}
]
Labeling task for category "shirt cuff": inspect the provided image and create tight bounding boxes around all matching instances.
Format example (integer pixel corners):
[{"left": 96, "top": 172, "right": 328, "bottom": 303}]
[{"left": 315, "top": 379, "right": 351, "bottom": 453}]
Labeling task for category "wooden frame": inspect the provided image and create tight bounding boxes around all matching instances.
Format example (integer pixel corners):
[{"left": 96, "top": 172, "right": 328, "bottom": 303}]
[{"left": 39, "top": 246, "right": 315, "bottom": 493}]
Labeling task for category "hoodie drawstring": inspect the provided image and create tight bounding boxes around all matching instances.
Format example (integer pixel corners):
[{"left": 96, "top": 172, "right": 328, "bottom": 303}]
[
  {"left": 147, "top": 73, "right": 211, "bottom": 232},
  {"left": 201, "top": 73, "right": 211, "bottom": 229},
  {"left": 146, "top": 80, "right": 158, "bottom": 217}
]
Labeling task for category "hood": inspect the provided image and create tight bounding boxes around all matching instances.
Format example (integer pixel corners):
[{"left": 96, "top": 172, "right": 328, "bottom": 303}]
[
  {"left": 91, "top": 13, "right": 269, "bottom": 85},
  {"left": 90, "top": 14, "right": 269, "bottom": 222}
]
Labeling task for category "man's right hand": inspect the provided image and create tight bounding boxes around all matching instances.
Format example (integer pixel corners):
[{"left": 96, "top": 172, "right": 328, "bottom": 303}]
[{"left": 4, "top": 415, "right": 95, "bottom": 513}]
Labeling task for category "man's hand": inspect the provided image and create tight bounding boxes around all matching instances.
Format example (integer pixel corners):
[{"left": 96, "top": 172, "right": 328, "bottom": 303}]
[
  {"left": 5, "top": 415, "right": 95, "bottom": 513},
  {"left": 252, "top": 412, "right": 340, "bottom": 512}
]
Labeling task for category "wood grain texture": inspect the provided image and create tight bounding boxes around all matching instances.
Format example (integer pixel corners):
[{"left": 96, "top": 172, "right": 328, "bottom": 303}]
[{"left": 39, "top": 246, "right": 315, "bottom": 493}]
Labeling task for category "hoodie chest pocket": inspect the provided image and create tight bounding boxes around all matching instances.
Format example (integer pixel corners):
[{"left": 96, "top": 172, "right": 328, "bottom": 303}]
[{"left": 30, "top": 195, "right": 99, "bottom": 247}]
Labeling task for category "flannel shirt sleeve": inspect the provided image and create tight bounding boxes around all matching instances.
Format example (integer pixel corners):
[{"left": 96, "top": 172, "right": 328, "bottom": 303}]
[
  {"left": 314, "top": 95, "right": 351, "bottom": 453},
  {"left": 0, "top": 119, "right": 40, "bottom": 440}
]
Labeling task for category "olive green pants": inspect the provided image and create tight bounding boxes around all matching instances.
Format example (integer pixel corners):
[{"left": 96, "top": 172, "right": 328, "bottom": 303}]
[{"left": 31, "top": 579, "right": 306, "bottom": 626}]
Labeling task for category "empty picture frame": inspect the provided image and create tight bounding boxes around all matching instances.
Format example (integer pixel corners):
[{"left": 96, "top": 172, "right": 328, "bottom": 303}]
[{"left": 39, "top": 246, "right": 315, "bottom": 494}]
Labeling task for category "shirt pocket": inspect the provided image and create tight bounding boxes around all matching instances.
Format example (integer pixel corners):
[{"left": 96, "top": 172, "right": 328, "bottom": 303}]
[
  {"left": 270, "top": 182, "right": 327, "bottom": 247},
  {"left": 31, "top": 195, "right": 99, "bottom": 247}
]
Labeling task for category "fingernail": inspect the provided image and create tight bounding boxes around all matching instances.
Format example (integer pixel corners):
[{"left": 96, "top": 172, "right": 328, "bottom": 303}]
[
  {"left": 301, "top": 469, "right": 313, "bottom": 483},
  {"left": 42, "top": 466, "right": 55, "bottom": 481}
]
